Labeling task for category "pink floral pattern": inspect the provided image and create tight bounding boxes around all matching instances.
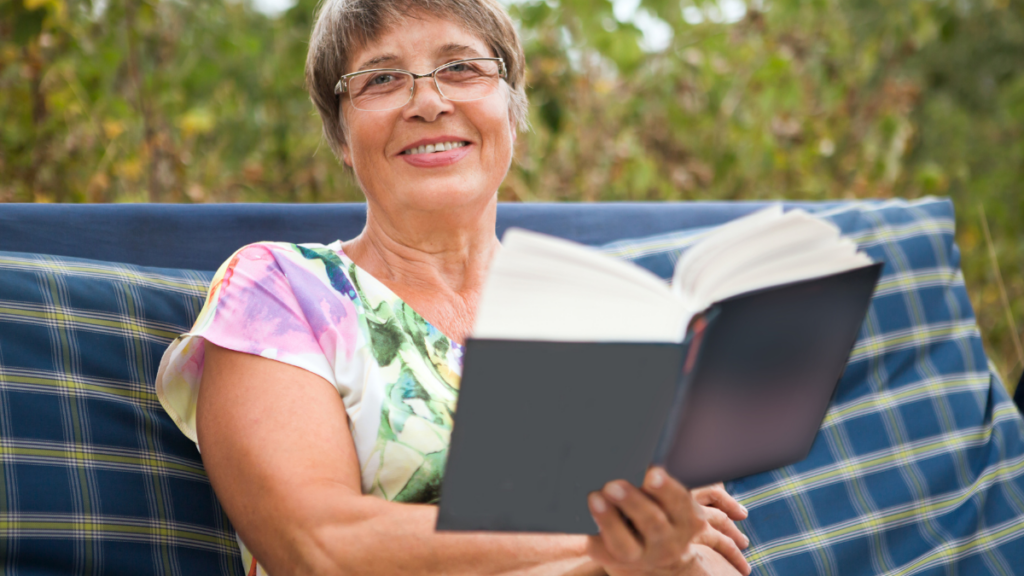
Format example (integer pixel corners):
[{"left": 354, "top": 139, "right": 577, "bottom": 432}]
[{"left": 156, "top": 241, "right": 463, "bottom": 574}]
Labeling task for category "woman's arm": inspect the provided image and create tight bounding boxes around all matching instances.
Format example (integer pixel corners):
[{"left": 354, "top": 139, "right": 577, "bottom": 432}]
[{"left": 197, "top": 343, "right": 604, "bottom": 576}]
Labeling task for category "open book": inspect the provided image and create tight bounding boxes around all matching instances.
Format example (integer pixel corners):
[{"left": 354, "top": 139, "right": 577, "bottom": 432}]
[
  {"left": 437, "top": 206, "right": 883, "bottom": 534},
  {"left": 474, "top": 205, "right": 873, "bottom": 343}
]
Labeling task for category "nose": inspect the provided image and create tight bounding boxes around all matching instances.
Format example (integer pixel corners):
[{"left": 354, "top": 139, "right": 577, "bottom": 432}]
[{"left": 403, "top": 75, "right": 453, "bottom": 121}]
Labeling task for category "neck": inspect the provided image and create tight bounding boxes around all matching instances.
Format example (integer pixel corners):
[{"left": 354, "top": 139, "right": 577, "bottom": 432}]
[{"left": 343, "top": 194, "right": 501, "bottom": 303}]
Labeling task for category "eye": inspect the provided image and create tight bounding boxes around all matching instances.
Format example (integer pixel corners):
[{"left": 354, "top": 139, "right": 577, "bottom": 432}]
[
  {"left": 439, "top": 61, "right": 487, "bottom": 81},
  {"left": 352, "top": 72, "right": 408, "bottom": 97},
  {"left": 370, "top": 73, "right": 396, "bottom": 86}
]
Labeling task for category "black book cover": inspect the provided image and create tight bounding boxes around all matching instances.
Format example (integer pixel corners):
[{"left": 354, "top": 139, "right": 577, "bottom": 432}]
[{"left": 437, "top": 262, "right": 883, "bottom": 534}]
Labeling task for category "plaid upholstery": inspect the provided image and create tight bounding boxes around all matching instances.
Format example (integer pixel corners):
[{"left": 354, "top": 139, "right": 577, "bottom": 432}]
[
  {"left": 0, "top": 252, "right": 242, "bottom": 575},
  {"left": 4, "top": 198, "right": 1021, "bottom": 575},
  {"left": 603, "top": 198, "right": 1024, "bottom": 575}
]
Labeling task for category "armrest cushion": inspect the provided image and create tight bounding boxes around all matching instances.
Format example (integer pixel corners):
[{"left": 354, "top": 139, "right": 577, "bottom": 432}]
[
  {"left": 0, "top": 252, "right": 238, "bottom": 574},
  {"left": 602, "top": 198, "right": 1024, "bottom": 574}
]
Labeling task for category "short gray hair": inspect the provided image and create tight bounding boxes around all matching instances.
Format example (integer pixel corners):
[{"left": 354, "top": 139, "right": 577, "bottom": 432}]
[{"left": 305, "top": 0, "right": 529, "bottom": 160}]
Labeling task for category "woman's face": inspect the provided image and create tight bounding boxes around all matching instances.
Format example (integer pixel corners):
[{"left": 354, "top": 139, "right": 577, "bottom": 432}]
[{"left": 340, "top": 15, "right": 515, "bottom": 216}]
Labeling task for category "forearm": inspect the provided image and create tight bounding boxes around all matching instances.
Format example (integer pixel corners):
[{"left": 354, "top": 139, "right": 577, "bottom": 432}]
[
  {"left": 250, "top": 486, "right": 604, "bottom": 576},
  {"left": 279, "top": 500, "right": 743, "bottom": 576},
  {"left": 197, "top": 347, "right": 605, "bottom": 576}
]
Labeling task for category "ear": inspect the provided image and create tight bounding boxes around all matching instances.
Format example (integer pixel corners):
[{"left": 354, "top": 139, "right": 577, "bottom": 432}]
[
  {"left": 341, "top": 142, "right": 353, "bottom": 168},
  {"left": 337, "top": 104, "right": 353, "bottom": 167}
]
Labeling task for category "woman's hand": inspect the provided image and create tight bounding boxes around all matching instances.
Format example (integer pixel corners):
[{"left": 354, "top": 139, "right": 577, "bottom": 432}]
[
  {"left": 585, "top": 468, "right": 751, "bottom": 576},
  {"left": 691, "top": 483, "right": 750, "bottom": 558}
]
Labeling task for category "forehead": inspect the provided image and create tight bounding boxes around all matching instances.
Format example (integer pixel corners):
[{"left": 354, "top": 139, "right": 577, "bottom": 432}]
[{"left": 348, "top": 13, "right": 493, "bottom": 72}]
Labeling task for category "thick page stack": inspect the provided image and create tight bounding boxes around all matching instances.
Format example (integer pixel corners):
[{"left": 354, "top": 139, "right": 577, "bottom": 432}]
[{"left": 437, "top": 206, "right": 883, "bottom": 534}]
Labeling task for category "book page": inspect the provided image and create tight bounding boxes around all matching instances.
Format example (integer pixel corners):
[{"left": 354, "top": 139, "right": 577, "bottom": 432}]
[
  {"left": 670, "top": 205, "right": 785, "bottom": 298},
  {"left": 705, "top": 240, "right": 870, "bottom": 303},
  {"left": 473, "top": 229, "right": 692, "bottom": 343},
  {"left": 671, "top": 207, "right": 873, "bottom": 310},
  {"left": 684, "top": 211, "right": 845, "bottom": 299}
]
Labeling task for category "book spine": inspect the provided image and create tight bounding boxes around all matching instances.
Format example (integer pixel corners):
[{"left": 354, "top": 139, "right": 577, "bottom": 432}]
[{"left": 651, "top": 308, "right": 717, "bottom": 466}]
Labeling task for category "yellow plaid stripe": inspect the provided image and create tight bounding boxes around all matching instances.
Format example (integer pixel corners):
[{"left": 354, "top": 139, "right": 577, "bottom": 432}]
[
  {"left": 824, "top": 374, "right": 991, "bottom": 427},
  {"left": 0, "top": 256, "right": 209, "bottom": 295},
  {"left": 0, "top": 441, "right": 207, "bottom": 478},
  {"left": 0, "top": 514, "right": 237, "bottom": 552},
  {"left": 848, "top": 320, "right": 980, "bottom": 360},
  {"left": 0, "top": 366, "right": 159, "bottom": 403},
  {"left": 0, "top": 300, "right": 183, "bottom": 340}
]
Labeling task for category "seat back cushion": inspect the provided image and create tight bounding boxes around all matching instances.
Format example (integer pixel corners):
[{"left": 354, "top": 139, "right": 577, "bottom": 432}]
[
  {"left": 5, "top": 197, "right": 1022, "bottom": 575},
  {"left": 0, "top": 252, "right": 241, "bottom": 575},
  {"left": 602, "top": 198, "right": 1024, "bottom": 575}
]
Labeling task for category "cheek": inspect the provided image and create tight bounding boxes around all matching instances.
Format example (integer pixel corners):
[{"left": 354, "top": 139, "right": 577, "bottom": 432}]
[
  {"left": 344, "top": 109, "right": 392, "bottom": 164},
  {"left": 481, "top": 102, "right": 514, "bottom": 157}
]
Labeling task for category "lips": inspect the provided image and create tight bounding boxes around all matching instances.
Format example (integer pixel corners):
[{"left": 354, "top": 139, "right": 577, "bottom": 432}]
[
  {"left": 398, "top": 136, "right": 472, "bottom": 156},
  {"left": 398, "top": 136, "right": 473, "bottom": 168}
]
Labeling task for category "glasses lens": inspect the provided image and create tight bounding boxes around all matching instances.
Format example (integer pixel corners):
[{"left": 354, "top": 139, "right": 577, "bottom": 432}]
[
  {"left": 348, "top": 71, "right": 413, "bottom": 111},
  {"left": 435, "top": 60, "right": 501, "bottom": 102}
]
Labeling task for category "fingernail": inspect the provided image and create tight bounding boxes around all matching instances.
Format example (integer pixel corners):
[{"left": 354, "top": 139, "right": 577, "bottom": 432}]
[
  {"left": 605, "top": 483, "right": 627, "bottom": 501},
  {"left": 742, "top": 533, "right": 750, "bottom": 547},
  {"left": 740, "top": 504, "right": 749, "bottom": 516},
  {"left": 647, "top": 468, "right": 665, "bottom": 488},
  {"left": 590, "top": 493, "right": 607, "bottom": 513}
]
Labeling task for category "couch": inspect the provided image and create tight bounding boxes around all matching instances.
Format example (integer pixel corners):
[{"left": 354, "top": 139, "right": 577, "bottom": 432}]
[{"left": 1, "top": 199, "right": 1023, "bottom": 575}]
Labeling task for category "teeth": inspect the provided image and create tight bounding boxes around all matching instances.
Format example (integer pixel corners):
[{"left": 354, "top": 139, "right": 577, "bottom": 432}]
[{"left": 403, "top": 141, "right": 467, "bottom": 155}]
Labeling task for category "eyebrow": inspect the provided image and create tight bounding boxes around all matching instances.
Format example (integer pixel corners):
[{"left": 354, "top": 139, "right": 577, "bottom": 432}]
[
  {"left": 436, "top": 43, "right": 485, "bottom": 58},
  {"left": 357, "top": 53, "right": 399, "bottom": 70},
  {"left": 355, "top": 44, "right": 486, "bottom": 71}
]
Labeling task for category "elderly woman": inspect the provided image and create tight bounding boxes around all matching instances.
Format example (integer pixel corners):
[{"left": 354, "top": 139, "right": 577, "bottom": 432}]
[{"left": 156, "top": 0, "right": 751, "bottom": 574}]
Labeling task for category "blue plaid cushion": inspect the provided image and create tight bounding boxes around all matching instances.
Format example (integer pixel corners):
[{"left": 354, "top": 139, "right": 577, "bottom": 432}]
[
  {"left": 0, "top": 252, "right": 242, "bottom": 575},
  {"left": 603, "top": 198, "right": 1024, "bottom": 575}
]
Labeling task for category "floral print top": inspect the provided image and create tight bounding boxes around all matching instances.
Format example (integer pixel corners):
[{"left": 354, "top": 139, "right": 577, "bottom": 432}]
[{"left": 155, "top": 241, "right": 463, "bottom": 574}]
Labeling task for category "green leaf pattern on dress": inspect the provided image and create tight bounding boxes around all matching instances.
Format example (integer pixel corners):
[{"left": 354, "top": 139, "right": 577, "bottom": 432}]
[{"left": 348, "top": 263, "right": 461, "bottom": 503}]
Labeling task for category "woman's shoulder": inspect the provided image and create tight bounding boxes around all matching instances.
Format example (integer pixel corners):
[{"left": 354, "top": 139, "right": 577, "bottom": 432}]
[
  {"left": 220, "top": 240, "right": 346, "bottom": 270},
  {"left": 215, "top": 240, "right": 354, "bottom": 292},
  {"left": 156, "top": 240, "right": 360, "bottom": 444},
  {"left": 201, "top": 239, "right": 365, "bottom": 328}
]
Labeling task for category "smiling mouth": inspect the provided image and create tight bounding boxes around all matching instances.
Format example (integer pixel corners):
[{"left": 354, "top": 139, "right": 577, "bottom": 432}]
[{"left": 401, "top": 141, "right": 470, "bottom": 155}]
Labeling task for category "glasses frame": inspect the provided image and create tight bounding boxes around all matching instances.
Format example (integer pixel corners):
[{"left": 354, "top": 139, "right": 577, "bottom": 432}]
[{"left": 334, "top": 57, "right": 507, "bottom": 111}]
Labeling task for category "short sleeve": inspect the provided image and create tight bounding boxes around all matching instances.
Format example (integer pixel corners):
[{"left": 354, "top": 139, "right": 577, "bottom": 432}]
[{"left": 155, "top": 242, "right": 345, "bottom": 443}]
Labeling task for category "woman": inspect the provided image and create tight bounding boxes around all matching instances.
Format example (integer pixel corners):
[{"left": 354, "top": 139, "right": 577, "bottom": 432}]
[{"left": 156, "top": 0, "right": 751, "bottom": 574}]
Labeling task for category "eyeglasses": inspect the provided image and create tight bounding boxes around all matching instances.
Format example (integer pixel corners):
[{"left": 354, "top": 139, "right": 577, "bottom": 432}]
[{"left": 335, "top": 57, "right": 507, "bottom": 112}]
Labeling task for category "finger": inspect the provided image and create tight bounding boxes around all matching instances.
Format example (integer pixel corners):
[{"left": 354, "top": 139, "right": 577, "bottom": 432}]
[
  {"left": 602, "top": 480, "right": 676, "bottom": 551},
  {"left": 693, "top": 482, "right": 726, "bottom": 495},
  {"left": 588, "top": 492, "right": 643, "bottom": 563},
  {"left": 640, "top": 467, "right": 698, "bottom": 532},
  {"left": 701, "top": 525, "right": 751, "bottom": 575},
  {"left": 585, "top": 533, "right": 616, "bottom": 567},
  {"left": 704, "top": 504, "right": 749, "bottom": 550},
  {"left": 690, "top": 483, "right": 725, "bottom": 507},
  {"left": 692, "top": 483, "right": 748, "bottom": 521}
]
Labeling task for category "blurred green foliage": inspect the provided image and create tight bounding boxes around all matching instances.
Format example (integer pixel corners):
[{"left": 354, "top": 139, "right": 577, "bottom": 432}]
[{"left": 1, "top": 0, "right": 1022, "bottom": 388}]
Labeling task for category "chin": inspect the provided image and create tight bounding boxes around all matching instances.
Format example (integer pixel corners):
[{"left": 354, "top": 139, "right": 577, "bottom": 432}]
[
  {"left": 407, "top": 181, "right": 497, "bottom": 212},
  {"left": 373, "top": 168, "right": 497, "bottom": 212}
]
